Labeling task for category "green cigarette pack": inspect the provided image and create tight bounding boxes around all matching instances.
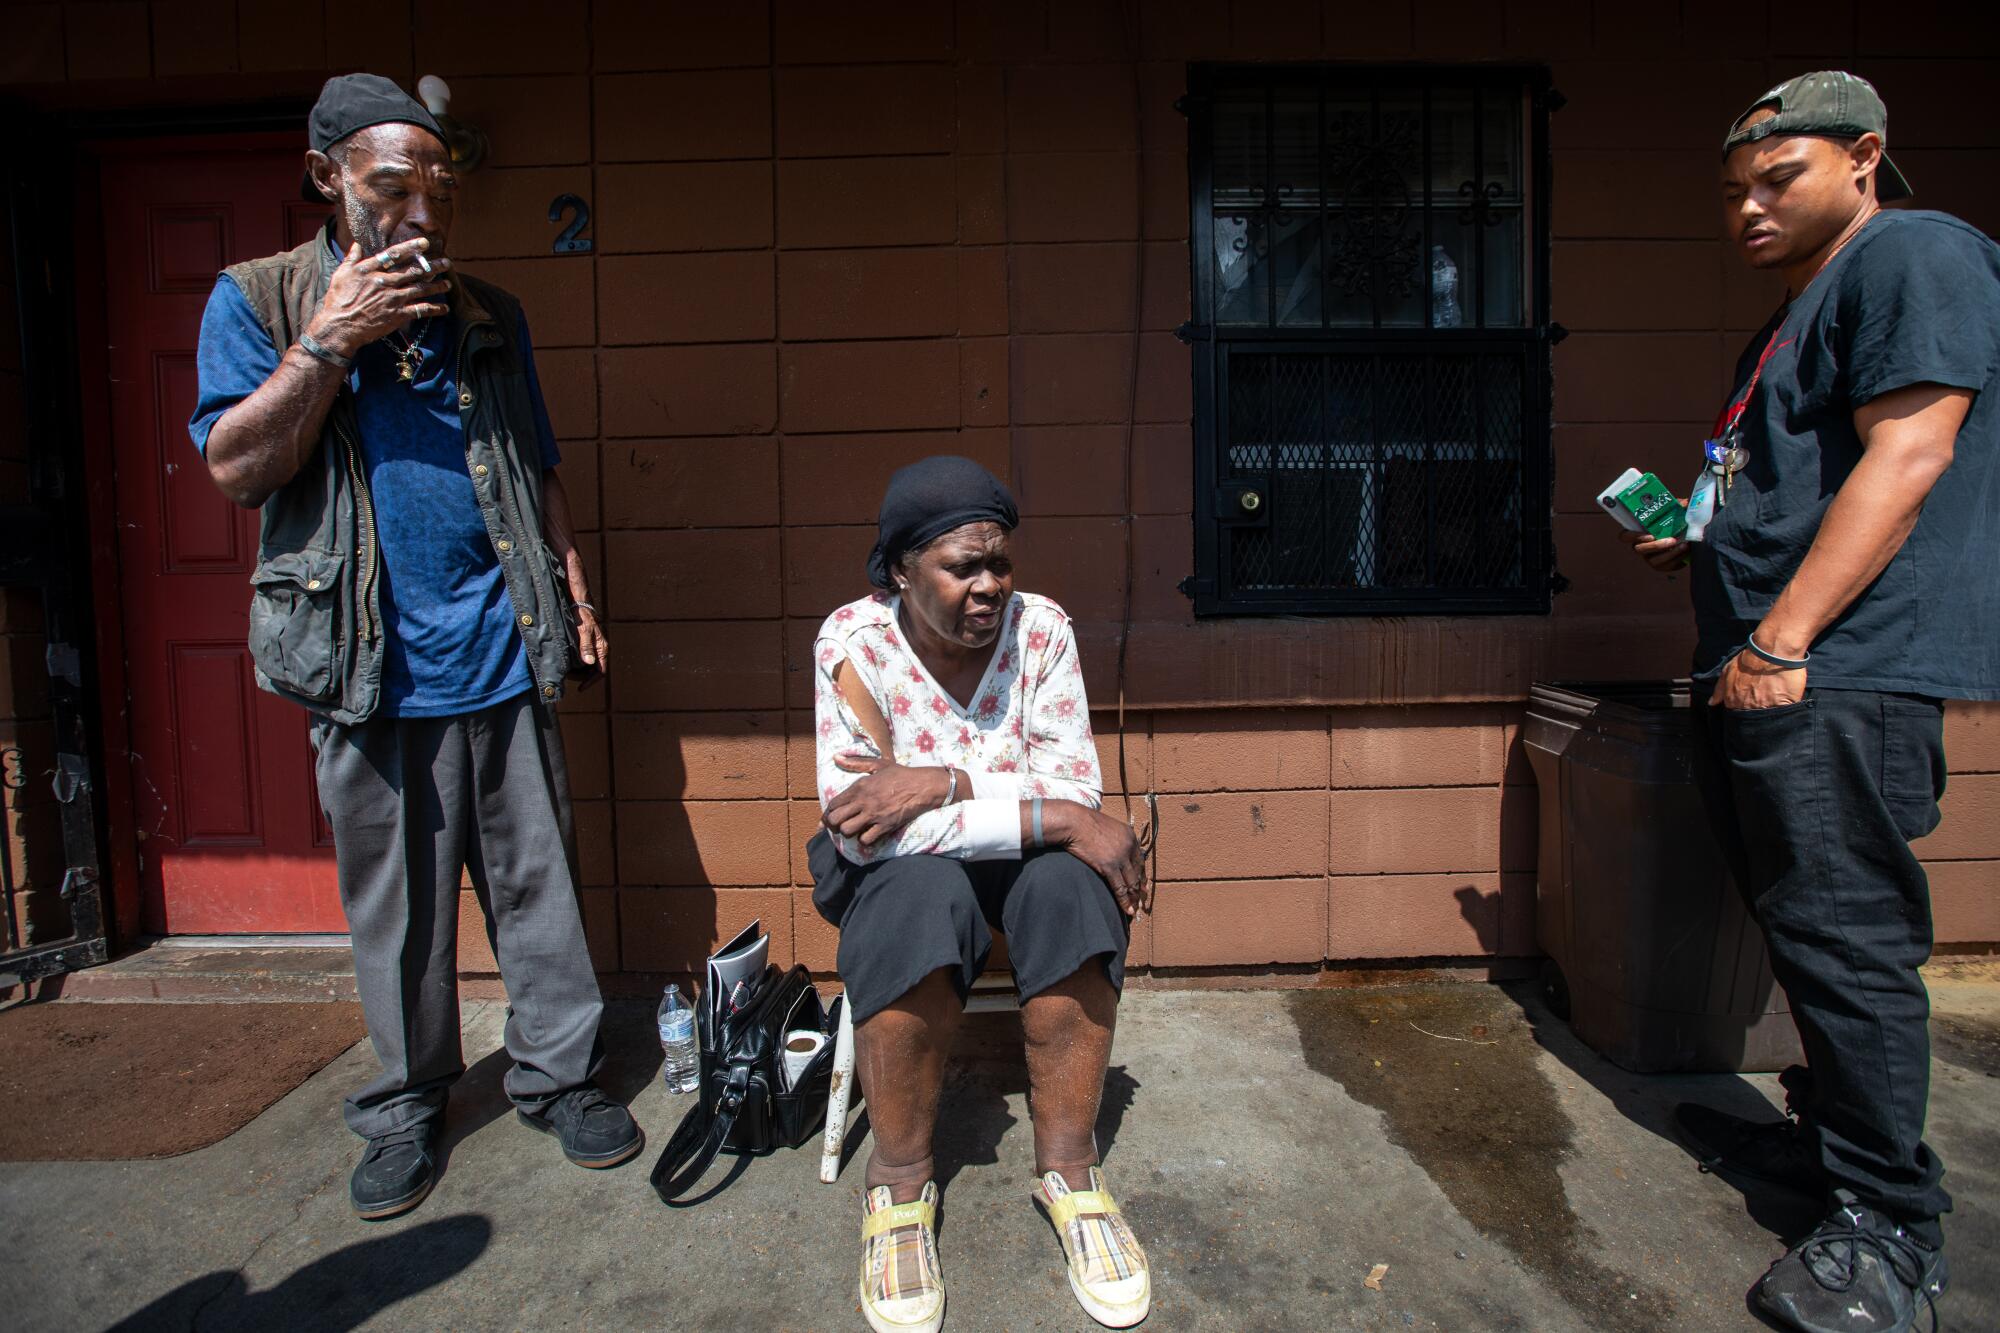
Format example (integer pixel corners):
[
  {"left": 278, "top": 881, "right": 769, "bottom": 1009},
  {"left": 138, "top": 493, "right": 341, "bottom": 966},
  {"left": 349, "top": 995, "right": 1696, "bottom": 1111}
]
[{"left": 1598, "top": 467, "right": 1688, "bottom": 541}]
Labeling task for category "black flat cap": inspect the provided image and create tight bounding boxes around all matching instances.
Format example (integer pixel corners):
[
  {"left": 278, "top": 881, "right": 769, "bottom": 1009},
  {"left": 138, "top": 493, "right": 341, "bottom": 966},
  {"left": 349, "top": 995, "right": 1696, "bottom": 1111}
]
[{"left": 301, "top": 74, "right": 446, "bottom": 202}]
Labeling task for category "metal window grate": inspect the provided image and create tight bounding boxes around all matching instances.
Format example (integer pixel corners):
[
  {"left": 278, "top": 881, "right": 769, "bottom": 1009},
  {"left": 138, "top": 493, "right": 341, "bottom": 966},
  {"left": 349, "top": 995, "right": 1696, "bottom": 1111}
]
[
  {"left": 1187, "top": 66, "right": 1555, "bottom": 617},
  {"left": 1223, "top": 347, "right": 1526, "bottom": 594}
]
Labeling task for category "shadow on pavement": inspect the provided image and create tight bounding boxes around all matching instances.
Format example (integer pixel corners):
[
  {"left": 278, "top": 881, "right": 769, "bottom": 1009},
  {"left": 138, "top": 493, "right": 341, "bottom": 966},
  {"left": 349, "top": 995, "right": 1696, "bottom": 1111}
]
[
  {"left": 1497, "top": 980, "right": 1826, "bottom": 1245},
  {"left": 437, "top": 998, "right": 665, "bottom": 1174},
  {"left": 779, "top": 1010, "right": 1140, "bottom": 1200},
  {"left": 104, "top": 1214, "right": 492, "bottom": 1332},
  {"left": 931, "top": 1011, "right": 1139, "bottom": 1193}
]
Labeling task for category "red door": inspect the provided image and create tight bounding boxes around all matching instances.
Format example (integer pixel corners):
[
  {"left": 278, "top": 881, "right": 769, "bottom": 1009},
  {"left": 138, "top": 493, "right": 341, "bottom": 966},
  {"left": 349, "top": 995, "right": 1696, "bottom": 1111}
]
[{"left": 99, "top": 142, "right": 345, "bottom": 933}]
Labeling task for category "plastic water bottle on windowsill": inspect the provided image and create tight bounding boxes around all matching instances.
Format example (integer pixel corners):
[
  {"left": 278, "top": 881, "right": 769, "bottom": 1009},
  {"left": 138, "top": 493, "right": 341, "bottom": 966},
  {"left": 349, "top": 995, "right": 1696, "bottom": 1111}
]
[
  {"left": 658, "top": 984, "right": 699, "bottom": 1093},
  {"left": 1431, "top": 244, "right": 1462, "bottom": 328}
]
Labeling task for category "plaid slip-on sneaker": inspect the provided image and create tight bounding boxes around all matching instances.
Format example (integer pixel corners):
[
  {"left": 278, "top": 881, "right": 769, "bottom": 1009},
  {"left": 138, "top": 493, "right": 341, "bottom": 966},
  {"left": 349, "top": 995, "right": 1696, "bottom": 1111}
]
[
  {"left": 858, "top": 1181, "right": 945, "bottom": 1333},
  {"left": 1033, "top": 1168, "right": 1151, "bottom": 1328}
]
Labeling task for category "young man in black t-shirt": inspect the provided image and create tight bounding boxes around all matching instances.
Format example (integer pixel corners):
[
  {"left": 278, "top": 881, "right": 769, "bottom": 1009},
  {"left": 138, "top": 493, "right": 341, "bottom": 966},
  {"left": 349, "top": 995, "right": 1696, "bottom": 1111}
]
[{"left": 1623, "top": 71, "right": 1998, "bottom": 1333}]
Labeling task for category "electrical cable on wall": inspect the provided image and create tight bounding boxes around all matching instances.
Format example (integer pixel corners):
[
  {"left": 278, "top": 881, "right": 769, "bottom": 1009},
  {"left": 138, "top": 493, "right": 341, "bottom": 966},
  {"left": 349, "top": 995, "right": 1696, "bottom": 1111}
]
[{"left": 1111, "top": 0, "right": 1159, "bottom": 896}]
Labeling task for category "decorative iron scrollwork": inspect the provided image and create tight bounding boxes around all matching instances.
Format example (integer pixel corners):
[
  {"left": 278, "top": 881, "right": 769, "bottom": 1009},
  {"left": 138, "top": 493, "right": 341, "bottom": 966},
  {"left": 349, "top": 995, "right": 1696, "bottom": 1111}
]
[
  {"left": 1456, "top": 179, "right": 1505, "bottom": 228},
  {"left": 1325, "top": 109, "right": 1422, "bottom": 300}
]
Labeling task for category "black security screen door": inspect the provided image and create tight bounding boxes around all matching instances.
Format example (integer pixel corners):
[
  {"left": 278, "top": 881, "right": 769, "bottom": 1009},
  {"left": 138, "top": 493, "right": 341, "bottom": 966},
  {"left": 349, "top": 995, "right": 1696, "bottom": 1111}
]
[{"left": 1185, "top": 66, "right": 1556, "bottom": 616}]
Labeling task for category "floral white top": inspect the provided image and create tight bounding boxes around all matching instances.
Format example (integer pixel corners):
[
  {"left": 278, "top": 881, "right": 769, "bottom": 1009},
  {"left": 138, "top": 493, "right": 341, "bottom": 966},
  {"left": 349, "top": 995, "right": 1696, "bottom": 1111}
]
[{"left": 814, "top": 591, "right": 1102, "bottom": 865}]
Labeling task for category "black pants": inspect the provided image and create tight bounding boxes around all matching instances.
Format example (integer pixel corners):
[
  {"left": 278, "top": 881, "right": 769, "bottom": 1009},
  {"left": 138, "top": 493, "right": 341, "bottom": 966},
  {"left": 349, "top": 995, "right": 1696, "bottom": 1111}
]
[
  {"left": 808, "top": 831, "right": 1128, "bottom": 1025},
  {"left": 1690, "top": 687, "right": 1950, "bottom": 1237}
]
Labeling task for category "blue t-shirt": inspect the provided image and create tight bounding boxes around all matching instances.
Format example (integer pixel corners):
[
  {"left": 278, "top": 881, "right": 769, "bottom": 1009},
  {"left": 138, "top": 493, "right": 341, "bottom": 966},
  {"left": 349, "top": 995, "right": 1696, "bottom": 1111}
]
[
  {"left": 1690, "top": 211, "right": 2000, "bottom": 700},
  {"left": 189, "top": 266, "right": 562, "bottom": 718}
]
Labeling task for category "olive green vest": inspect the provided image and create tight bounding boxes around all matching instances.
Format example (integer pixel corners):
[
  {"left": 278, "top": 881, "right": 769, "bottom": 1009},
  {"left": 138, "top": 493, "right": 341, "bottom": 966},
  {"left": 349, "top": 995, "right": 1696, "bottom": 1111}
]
[{"left": 224, "top": 232, "right": 578, "bottom": 723}]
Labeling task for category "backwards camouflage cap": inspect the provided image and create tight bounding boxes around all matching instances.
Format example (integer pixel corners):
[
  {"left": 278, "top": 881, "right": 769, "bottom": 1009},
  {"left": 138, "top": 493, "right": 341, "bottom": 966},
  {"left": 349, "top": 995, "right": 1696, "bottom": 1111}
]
[{"left": 1723, "top": 70, "right": 1911, "bottom": 202}]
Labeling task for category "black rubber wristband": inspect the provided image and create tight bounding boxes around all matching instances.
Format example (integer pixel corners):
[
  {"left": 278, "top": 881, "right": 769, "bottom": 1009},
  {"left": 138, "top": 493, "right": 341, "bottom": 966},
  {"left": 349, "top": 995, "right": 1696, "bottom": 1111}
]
[{"left": 1744, "top": 635, "right": 1809, "bottom": 669}]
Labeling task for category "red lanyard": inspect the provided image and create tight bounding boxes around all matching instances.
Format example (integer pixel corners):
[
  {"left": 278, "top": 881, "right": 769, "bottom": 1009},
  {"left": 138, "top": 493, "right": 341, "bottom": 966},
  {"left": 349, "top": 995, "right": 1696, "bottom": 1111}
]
[
  {"left": 1711, "top": 327, "right": 1793, "bottom": 440},
  {"left": 1708, "top": 215, "right": 1873, "bottom": 442}
]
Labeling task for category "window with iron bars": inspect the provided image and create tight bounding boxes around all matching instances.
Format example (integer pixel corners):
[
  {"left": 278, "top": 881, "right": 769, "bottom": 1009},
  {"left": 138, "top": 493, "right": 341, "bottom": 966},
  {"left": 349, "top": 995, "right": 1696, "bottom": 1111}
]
[{"left": 1183, "top": 66, "right": 1558, "bottom": 616}]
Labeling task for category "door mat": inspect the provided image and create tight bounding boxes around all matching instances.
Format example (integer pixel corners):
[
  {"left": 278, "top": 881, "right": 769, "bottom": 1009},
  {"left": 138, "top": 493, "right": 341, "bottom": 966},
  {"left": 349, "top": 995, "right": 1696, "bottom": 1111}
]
[{"left": 0, "top": 1002, "right": 366, "bottom": 1161}]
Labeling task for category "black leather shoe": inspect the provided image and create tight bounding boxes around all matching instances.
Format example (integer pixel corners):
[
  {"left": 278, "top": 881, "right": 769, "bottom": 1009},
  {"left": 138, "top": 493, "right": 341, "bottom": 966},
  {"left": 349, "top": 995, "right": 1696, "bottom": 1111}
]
[
  {"left": 517, "top": 1084, "right": 644, "bottom": 1168},
  {"left": 350, "top": 1120, "right": 439, "bottom": 1220},
  {"left": 1673, "top": 1101, "right": 1827, "bottom": 1199}
]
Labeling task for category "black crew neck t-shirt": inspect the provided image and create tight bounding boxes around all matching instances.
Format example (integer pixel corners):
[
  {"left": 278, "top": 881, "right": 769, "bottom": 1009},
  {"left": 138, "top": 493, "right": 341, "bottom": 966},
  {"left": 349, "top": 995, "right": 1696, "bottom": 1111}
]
[{"left": 1689, "top": 210, "right": 2000, "bottom": 700}]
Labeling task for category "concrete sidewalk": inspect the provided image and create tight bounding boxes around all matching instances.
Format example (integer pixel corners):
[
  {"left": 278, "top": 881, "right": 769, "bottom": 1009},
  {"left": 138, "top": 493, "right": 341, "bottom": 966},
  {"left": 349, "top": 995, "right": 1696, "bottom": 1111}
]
[{"left": 2, "top": 971, "right": 1995, "bottom": 1332}]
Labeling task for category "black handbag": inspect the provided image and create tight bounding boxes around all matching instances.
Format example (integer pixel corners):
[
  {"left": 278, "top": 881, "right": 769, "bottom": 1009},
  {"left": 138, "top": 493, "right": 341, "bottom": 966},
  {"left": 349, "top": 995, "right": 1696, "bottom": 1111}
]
[{"left": 650, "top": 963, "right": 842, "bottom": 1203}]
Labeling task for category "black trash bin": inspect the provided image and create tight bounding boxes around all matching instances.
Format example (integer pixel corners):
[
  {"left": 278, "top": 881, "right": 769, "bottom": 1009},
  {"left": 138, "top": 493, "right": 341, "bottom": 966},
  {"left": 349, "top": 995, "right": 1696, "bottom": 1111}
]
[{"left": 1523, "top": 681, "right": 1802, "bottom": 1074}]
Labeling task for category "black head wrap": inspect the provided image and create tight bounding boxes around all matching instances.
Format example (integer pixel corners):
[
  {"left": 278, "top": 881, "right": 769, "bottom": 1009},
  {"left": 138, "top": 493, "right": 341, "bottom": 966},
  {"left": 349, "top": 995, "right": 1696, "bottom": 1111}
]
[{"left": 866, "top": 456, "right": 1018, "bottom": 590}]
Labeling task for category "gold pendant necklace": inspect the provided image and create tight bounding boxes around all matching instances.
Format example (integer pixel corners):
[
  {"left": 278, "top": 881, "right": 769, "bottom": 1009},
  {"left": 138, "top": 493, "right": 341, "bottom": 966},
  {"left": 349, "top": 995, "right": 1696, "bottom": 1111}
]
[{"left": 392, "top": 320, "right": 431, "bottom": 383}]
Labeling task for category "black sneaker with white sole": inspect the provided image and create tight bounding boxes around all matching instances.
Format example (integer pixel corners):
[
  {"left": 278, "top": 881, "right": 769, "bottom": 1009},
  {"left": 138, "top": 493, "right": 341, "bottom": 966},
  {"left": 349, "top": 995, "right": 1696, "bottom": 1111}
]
[
  {"left": 1752, "top": 1190, "right": 1948, "bottom": 1333},
  {"left": 1673, "top": 1101, "right": 1827, "bottom": 1199},
  {"left": 517, "top": 1084, "right": 644, "bottom": 1168},
  {"left": 350, "top": 1119, "right": 439, "bottom": 1220}
]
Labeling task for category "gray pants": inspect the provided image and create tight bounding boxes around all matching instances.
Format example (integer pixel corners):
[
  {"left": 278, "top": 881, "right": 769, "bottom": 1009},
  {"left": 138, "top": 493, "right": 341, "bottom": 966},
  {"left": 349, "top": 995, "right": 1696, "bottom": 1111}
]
[{"left": 313, "top": 689, "right": 604, "bottom": 1139}]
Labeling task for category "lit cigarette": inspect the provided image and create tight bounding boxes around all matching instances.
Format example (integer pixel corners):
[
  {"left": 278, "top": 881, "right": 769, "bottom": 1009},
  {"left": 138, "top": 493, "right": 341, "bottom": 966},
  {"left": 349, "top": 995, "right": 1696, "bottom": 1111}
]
[{"left": 415, "top": 254, "right": 432, "bottom": 274}]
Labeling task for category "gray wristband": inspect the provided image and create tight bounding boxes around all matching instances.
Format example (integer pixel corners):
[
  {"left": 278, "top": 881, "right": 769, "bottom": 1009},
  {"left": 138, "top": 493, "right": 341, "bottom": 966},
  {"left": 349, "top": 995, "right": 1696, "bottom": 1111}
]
[
  {"left": 296, "top": 330, "right": 353, "bottom": 371},
  {"left": 1031, "top": 797, "right": 1044, "bottom": 849}
]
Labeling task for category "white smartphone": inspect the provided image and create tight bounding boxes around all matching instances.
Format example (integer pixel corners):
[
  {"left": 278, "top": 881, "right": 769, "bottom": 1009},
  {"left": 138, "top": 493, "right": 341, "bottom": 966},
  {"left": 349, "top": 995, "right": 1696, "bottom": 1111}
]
[{"left": 1596, "top": 467, "right": 1650, "bottom": 534}]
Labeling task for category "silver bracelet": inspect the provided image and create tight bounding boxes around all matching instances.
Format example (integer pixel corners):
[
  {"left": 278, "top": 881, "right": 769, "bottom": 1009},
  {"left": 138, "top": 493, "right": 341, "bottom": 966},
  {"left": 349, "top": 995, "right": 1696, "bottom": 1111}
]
[
  {"left": 296, "top": 330, "right": 353, "bottom": 370},
  {"left": 1031, "top": 797, "right": 1044, "bottom": 848},
  {"left": 943, "top": 767, "right": 958, "bottom": 806},
  {"left": 572, "top": 600, "right": 596, "bottom": 616}
]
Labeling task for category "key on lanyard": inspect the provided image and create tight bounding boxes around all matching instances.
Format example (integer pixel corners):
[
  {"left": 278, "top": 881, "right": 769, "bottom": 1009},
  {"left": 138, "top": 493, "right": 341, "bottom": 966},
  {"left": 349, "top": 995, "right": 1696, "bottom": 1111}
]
[
  {"left": 1709, "top": 325, "right": 1783, "bottom": 503},
  {"left": 1704, "top": 435, "right": 1748, "bottom": 504}
]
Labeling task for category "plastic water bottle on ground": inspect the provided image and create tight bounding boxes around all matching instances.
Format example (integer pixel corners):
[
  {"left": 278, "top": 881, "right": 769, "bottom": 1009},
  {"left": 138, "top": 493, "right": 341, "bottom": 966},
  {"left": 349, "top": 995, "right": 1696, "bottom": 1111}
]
[{"left": 658, "top": 984, "right": 699, "bottom": 1094}]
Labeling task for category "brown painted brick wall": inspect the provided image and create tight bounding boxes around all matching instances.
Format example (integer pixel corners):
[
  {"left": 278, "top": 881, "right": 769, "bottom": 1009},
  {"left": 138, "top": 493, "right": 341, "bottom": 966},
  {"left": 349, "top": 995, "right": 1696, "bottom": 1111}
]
[{"left": 3, "top": 1, "right": 1997, "bottom": 978}]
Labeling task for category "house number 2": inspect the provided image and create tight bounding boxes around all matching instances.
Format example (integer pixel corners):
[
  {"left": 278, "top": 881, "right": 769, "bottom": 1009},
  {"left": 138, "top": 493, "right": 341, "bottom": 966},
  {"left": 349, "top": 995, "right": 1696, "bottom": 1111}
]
[{"left": 548, "top": 194, "right": 593, "bottom": 255}]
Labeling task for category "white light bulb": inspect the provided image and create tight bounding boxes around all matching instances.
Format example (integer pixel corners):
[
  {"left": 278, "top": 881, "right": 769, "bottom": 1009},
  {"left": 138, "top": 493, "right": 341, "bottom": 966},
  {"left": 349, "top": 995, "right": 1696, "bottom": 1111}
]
[{"left": 416, "top": 75, "right": 452, "bottom": 116}]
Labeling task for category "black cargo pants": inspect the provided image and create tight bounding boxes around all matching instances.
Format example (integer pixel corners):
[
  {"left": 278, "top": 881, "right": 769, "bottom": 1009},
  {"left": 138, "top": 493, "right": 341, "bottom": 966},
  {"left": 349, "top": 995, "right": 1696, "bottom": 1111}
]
[{"left": 1690, "top": 686, "right": 1951, "bottom": 1240}]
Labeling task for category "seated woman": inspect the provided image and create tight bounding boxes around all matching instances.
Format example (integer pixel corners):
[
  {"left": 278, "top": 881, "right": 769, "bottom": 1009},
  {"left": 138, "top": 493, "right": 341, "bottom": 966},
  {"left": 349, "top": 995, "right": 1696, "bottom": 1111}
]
[{"left": 808, "top": 456, "right": 1151, "bottom": 1333}]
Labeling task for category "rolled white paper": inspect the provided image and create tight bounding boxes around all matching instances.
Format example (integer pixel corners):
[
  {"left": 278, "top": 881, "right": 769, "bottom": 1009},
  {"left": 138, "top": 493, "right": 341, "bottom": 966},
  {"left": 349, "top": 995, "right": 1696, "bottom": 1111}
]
[{"left": 782, "top": 1029, "right": 826, "bottom": 1090}]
